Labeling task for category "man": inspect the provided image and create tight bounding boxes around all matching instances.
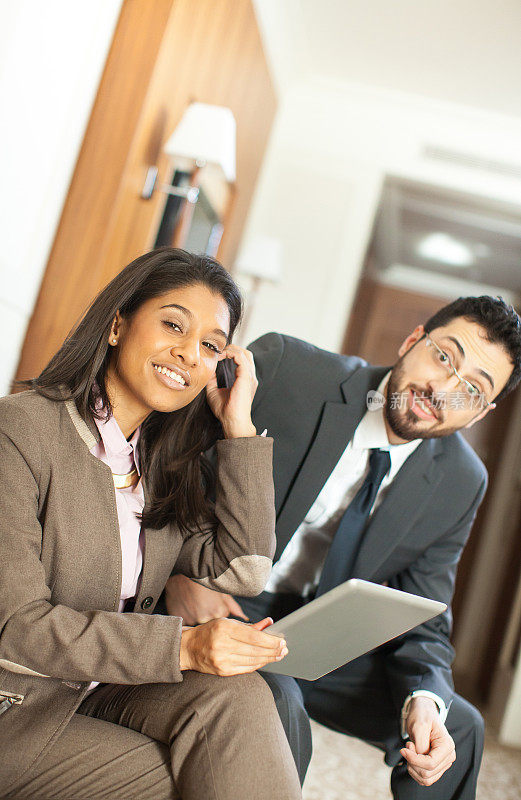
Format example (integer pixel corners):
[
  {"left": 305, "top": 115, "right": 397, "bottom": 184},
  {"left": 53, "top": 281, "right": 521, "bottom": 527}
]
[{"left": 166, "top": 296, "right": 521, "bottom": 800}]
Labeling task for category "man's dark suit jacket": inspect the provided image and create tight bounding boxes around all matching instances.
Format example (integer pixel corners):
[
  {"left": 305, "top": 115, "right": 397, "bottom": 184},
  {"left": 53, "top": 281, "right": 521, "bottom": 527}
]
[{"left": 248, "top": 332, "right": 488, "bottom": 715}]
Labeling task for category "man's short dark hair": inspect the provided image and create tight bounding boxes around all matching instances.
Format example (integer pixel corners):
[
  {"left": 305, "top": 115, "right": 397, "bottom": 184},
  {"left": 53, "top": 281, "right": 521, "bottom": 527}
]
[{"left": 423, "top": 296, "right": 521, "bottom": 402}]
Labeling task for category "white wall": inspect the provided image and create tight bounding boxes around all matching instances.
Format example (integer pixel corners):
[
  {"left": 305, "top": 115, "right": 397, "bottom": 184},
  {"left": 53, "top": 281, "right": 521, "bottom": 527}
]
[
  {"left": 237, "top": 77, "right": 521, "bottom": 351},
  {"left": 0, "top": 0, "right": 123, "bottom": 395}
]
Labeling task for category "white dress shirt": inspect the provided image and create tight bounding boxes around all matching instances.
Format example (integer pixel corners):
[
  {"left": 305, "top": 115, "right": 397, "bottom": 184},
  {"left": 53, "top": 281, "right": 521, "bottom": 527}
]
[
  {"left": 265, "top": 373, "right": 448, "bottom": 732},
  {"left": 265, "top": 374, "right": 420, "bottom": 597}
]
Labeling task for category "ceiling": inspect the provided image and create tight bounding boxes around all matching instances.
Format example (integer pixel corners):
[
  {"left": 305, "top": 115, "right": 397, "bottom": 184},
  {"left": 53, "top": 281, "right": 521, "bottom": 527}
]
[
  {"left": 256, "top": 0, "right": 521, "bottom": 118},
  {"left": 371, "top": 178, "right": 521, "bottom": 297},
  {"left": 253, "top": 1, "right": 521, "bottom": 302}
]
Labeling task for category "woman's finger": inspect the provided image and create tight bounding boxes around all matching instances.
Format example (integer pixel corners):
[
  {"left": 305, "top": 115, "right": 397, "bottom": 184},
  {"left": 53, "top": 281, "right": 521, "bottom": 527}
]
[
  {"left": 250, "top": 617, "right": 273, "bottom": 631},
  {"left": 227, "top": 624, "right": 285, "bottom": 650},
  {"left": 220, "top": 651, "right": 289, "bottom": 674},
  {"left": 221, "top": 345, "right": 256, "bottom": 375},
  {"left": 203, "top": 620, "right": 283, "bottom": 660},
  {"left": 223, "top": 641, "right": 287, "bottom": 658}
]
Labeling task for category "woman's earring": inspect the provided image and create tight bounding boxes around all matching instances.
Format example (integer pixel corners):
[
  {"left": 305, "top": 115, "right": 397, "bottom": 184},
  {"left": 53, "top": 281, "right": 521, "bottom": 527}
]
[{"left": 112, "top": 338, "right": 117, "bottom": 345}]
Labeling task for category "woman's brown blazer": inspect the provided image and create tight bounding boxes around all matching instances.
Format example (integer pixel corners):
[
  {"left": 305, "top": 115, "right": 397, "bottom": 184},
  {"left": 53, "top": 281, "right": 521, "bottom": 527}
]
[{"left": 0, "top": 390, "right": 275, "bottom": 791}]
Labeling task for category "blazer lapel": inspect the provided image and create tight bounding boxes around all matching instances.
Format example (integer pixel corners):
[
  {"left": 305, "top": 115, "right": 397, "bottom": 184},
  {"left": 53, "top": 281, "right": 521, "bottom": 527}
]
[
  {"left": 275, "top": 364, "right": 388, "bottom": 560},
  {"left": 352, "top": 437, "right": 445, "bottom": 579},
  {"left": 134, "top": 524, "right": 180, "bottom": 611}
]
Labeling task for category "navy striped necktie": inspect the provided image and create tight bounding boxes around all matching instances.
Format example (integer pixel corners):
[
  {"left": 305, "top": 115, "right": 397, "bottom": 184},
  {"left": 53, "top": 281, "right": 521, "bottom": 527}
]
[{"left": 316, "top": 448, "right": 392, "bottom": 597}]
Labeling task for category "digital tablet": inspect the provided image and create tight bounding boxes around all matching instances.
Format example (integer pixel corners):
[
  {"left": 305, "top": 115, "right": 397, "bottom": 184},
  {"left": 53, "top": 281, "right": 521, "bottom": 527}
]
[{"left": 261, "top": 579, "right": 446, "bottom": 680}]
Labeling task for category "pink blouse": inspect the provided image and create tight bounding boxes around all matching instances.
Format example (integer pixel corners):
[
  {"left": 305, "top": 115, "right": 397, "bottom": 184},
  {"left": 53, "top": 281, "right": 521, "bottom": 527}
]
[
  {"left": 87, "top": 412, "right": 145, "bottom": 691},
  {"left": 90, "top": 413, "right": 145, "bottom": 611}
]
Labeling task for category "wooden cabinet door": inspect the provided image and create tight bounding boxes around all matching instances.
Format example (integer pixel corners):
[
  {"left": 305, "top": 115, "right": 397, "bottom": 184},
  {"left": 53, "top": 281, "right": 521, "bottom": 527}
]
[{"left": 16, "top": 0, "right": 276, "bottom": 382}]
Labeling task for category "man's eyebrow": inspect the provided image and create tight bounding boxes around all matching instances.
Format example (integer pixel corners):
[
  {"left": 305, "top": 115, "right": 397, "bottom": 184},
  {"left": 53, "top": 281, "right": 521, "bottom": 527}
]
[
  {"left": 447, "top": 336, "right": 465, "bottom": 359},
  {"left": 445, "top": 335, "right": 494, "bottom": 390},
  {"left": 160, "top": 304, "right": 228, "bottom": 339},
  {"left": 477, "top": 369, "right": 494, "bottom": 391}
]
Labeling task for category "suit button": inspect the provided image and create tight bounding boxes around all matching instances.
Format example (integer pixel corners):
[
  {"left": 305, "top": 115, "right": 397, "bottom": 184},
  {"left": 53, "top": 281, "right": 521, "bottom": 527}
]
[{"left": 141, "top": 596, "right": 154, "bottom": 610}]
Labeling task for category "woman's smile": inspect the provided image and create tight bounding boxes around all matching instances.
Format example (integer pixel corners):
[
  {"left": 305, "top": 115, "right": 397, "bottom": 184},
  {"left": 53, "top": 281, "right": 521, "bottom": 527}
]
[
  {"left": 152, "top": 362, "right": 190, "bottom": 388},
  {"left": 107, "top": 283, "right": 230, "bottom": 436}
]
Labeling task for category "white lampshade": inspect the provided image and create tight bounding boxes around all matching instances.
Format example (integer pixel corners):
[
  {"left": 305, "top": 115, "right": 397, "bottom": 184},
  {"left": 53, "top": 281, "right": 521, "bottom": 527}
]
[
  {"left": 164, "top": 102, "right": 236, "bottom": 182},
  {"left": 235, "top": 235, "right": 282, "bottom": 283}
]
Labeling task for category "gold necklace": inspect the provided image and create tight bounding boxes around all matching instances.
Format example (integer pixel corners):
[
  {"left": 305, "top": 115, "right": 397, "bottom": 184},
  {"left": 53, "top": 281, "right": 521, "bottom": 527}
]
[{"left": 112, "top": 468, "right": 139, "bottom": 490}]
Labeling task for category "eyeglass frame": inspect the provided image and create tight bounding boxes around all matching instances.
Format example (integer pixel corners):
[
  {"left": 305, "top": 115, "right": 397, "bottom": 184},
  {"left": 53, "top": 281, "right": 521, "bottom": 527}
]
[{"left": 423, "top": 334, "right": 493, "bottom": 408}]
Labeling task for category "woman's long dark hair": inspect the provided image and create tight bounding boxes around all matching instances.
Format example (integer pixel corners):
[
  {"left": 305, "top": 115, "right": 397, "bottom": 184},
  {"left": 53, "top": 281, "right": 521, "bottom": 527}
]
[{"left": 24, "top": 247, "right": 243, "bottom": 532}]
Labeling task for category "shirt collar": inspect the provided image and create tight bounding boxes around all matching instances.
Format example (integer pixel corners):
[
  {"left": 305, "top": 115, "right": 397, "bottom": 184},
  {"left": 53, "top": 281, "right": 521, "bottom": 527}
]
[
  {"left": 352, "top": 371, "right": 421, "bottom": 455},
  {"left": 93, "top": 412, "right": 141, "bottom": 475}
]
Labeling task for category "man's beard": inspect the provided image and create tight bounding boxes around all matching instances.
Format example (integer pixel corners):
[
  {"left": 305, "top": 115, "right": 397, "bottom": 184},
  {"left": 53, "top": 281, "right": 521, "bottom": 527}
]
[{"left": 384, "top": 356, "right": 460, "bottom": 441}]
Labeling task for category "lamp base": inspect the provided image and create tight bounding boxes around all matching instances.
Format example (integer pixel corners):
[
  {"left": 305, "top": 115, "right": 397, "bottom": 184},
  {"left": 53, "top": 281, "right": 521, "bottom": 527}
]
[{"left": 141, "top": 166, "right": 199, "bottom": 203}]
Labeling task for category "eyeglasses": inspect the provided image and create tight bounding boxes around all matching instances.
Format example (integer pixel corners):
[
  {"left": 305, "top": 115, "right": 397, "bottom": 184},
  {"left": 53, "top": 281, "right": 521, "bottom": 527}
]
[{"left": 424, "top": 335, "right": 491, "bottom": 408}]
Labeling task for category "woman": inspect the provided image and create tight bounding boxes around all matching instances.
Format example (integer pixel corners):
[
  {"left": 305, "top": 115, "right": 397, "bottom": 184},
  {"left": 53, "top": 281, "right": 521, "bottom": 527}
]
[{"left": 0, "top": 248, "right": 301, "bottom": 800}]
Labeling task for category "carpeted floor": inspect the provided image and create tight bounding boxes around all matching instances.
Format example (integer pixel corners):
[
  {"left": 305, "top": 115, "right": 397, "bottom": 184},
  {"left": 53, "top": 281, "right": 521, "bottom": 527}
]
[{"left": 303, "top": 720, "right": 521, "bottom": 799}]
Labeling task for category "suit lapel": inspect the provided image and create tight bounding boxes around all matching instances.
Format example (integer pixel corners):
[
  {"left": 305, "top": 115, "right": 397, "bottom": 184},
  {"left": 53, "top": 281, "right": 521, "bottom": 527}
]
[
  {"left": 134, "top": 524, "right": 178, "bottom": 610},
  {"left": 352, "top": 437, "right": 445, "bottom": 579},
  {"left": 275, "top": 365, "right": 388, "bottom": 560}
]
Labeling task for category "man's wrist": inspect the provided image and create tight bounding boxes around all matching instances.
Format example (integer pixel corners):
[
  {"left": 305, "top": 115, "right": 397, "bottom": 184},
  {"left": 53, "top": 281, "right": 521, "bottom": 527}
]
[{"left": 401, "top": 691, "right": 448, "bottom": 738}]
